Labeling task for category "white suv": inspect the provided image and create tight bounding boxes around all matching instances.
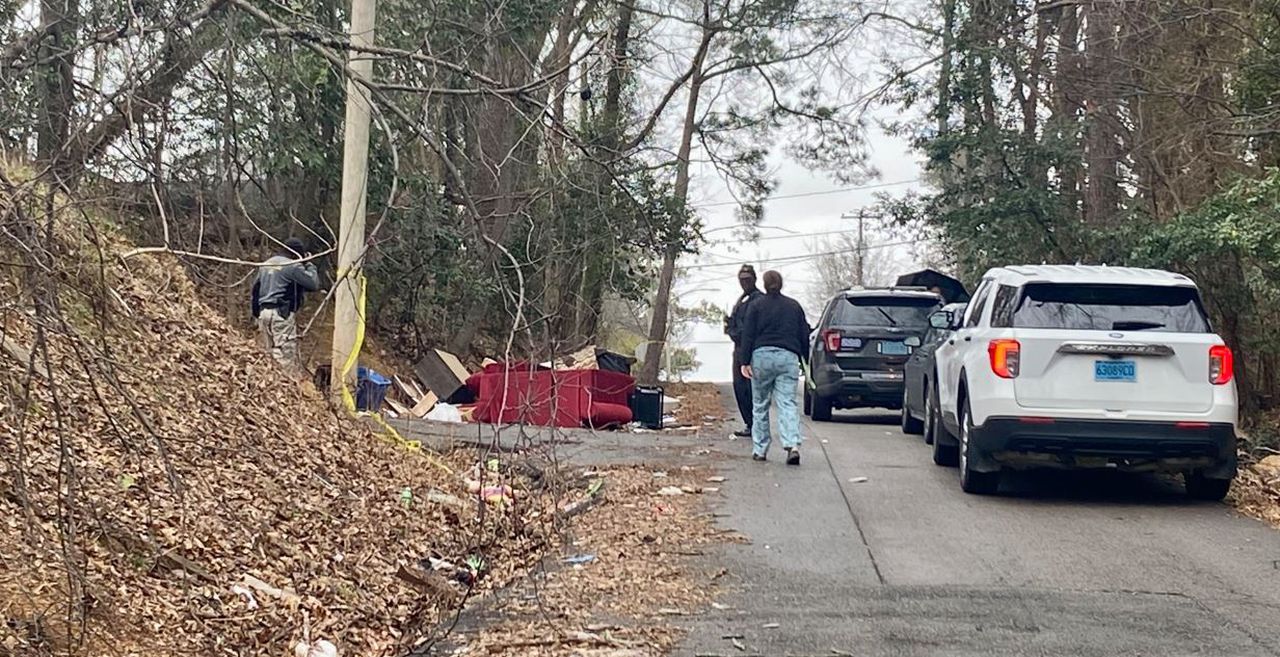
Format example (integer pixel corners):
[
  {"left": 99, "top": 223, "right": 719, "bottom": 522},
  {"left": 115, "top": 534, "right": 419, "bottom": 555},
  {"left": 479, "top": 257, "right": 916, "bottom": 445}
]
[{"left": 926, "top": 265, "right": 1237, "bottom": 499}]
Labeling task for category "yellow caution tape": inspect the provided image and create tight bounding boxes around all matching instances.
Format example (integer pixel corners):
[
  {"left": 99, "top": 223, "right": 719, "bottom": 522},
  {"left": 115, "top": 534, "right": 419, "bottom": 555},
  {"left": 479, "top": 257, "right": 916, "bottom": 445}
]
[{"left": 336, "top": 272, "right": 453, "bottom": 475}]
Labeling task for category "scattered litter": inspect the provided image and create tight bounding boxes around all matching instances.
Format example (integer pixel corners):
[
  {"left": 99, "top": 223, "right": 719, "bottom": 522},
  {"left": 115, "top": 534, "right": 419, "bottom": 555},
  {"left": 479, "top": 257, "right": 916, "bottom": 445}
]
[
  {"left": 652, "top": 471, "right": 669, "bottom": 478},
  {"left": 562, "top": 554, "right": 597, "bottom": 565},
  {"left": 702, "top": 487, "right": 720, "bottom": 493},
  {"left": 240, "top": 574, "right": 300, "bottom": 604},
  {"left": 722, "top": 633, "right": 745, "bottom": 640},
  {"left": 733, "top": 637, "right": 747, "bottom": 651},
  {"left": 821, "top": 439, "right": 829, "bottom": 444},
  {"left": 425, "top": 402, "right": 463, "bottom": 423},
  {"left": 680, "top": 485, "right": 698, "bottom": 494},
  {"left": 658, "top": 607, "right": 687, "bottom": 616},
  {"left": 230, "top": 583, "right": 258, "bottom": 609},
  {"left": 400, "top": 487, "right": 414, "bottom": 508},
  {"left": 831, "top": 650, "right": 856, "bottom": 657},
  {"left": 706, "top": 476, "right": 727, "bottom": 483},
  {"left": 426, "top": 490, "right": 467, "bottom": 510},
  {"left": 294, "top": 639, "right": 339, "bottom": 657},
  {"left": 657, "top": 486, "right": 685, "bottom": 496},
  {"left": 479, "top": 485, "right": 514, "bottom": 506},
  {"left": 763, "top": 622, "right": 780, "bottom": 629},
  {"left": 711, "top": 602, "right": 730, "bottom": 611},
  {"left": 848, "top": 477, "right": 869, "bottom": 484}
]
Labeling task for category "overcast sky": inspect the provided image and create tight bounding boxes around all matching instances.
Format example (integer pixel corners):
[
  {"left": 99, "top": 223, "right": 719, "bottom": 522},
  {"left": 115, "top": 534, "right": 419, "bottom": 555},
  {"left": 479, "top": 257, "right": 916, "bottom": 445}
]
[{"left": 678, "top": 126, "right": 930, "bottom": 382}]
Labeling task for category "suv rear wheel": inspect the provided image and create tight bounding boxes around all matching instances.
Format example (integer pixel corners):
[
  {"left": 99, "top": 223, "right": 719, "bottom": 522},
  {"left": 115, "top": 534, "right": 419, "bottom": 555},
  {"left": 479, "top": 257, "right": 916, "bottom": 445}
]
[
  {"left": 958, "top": 398, "right": 1000, "bottom": 495},
  {"left": 929, "top": 382, "right": 958, "bottom": 466},
  {"left": 900, "top": 387, "right": 923, "bottom": 435},
  {"left": 811, "top": 392, "right": 833, "bottom": 422},
  {"left": 1184, "top": 472, "right": 1231, "bottom": 501}
]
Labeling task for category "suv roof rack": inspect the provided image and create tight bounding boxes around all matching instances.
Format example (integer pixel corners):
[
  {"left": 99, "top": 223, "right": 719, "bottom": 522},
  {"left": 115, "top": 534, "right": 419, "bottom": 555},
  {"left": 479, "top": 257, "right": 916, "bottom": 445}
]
[{"left": 841, "top": 285, "right": 938, "bottom": 295}]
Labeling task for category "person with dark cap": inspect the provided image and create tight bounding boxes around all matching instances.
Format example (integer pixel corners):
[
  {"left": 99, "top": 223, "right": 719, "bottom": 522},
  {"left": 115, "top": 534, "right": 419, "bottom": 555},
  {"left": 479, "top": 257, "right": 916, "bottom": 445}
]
[
  {"left": 738, "top": 270, "right": 810, "bottom": 465},
  {"left": 724, "top": 264, "right": 764, "bottom": 437},
  {"left": 251, "top": 237, "right": 320, "bottom": 372}
]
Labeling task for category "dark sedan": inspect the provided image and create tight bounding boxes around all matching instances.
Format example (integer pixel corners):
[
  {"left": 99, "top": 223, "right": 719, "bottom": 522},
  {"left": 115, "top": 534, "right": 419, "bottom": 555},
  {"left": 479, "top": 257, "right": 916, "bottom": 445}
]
[{"left": 900, "top": 302, "right": 966, "bottom": 441}]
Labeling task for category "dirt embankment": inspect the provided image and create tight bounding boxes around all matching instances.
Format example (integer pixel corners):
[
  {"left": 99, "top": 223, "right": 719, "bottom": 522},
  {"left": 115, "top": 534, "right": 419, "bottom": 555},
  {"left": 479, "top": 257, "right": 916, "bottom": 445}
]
[{"left": 0, "top": 189, "right": 730, "bottom": 656}]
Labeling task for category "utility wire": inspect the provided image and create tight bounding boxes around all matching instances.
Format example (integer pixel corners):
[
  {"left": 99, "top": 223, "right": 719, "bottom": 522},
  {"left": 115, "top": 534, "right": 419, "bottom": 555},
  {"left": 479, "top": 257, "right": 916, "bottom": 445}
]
[
  {"left": 680, "top": 237, "right": 928, "bottom": 270},
  {"left": 706, "top": 224, "right": 883, "bottom": 244},
  {"left": 689, "top": 179, "right": 921, "bottom": 208}
]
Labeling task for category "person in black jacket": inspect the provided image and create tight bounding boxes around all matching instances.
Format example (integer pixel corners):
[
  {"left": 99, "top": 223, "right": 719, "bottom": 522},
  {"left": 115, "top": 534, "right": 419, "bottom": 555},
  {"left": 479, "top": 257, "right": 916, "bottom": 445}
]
[
  {"left": 724, "top": 264, "right": 764, "bottom": 437},
  {"left": 251, "top": 237, "right": 321, "bottom": 373},
  {"left": 738, "top": 270, "right": 811, "bottom": 466}
]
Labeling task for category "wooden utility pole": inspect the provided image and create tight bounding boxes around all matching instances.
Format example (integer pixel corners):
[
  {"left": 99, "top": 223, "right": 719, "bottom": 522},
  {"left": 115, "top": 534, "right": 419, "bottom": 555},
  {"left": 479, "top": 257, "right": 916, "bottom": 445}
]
[
  {"left": 330, "top": 0, "right": 377, "bottom": 397},
  {"left": 841, "top": 211, "right": 866, "bottom": 286},
  {"left": 856, "top": 210, "right": 865, "bottom": 286}
]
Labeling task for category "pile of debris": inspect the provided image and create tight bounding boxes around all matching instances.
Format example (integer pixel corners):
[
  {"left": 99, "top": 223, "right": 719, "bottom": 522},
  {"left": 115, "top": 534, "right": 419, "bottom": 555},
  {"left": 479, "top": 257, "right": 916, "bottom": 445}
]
[
  {"left": 371, "top": 345, "right": 699, "bottom": 433},
  {"left": 0, "top": 218, "right": 580, "bottom": 655}
]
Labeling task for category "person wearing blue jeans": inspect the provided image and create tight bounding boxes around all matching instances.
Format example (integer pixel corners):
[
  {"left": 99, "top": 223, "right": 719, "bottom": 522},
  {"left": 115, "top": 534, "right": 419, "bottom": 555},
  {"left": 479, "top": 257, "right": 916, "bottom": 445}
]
[{"left": 737, "top": 270, "right": 811, "bottom": 466}]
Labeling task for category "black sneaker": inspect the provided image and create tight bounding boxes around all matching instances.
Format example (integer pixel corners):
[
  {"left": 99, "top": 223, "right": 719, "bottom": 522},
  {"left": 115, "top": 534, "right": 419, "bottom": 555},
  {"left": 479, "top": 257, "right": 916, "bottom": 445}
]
[
  {"left": 752, "top": 453, "right": 767, "bottom": 462},
  {"left": 786, "top": 448, "right": 800, "bottom": 466},
  {"left": 733, "top": 427, "right": 752, "bottom": 438}
]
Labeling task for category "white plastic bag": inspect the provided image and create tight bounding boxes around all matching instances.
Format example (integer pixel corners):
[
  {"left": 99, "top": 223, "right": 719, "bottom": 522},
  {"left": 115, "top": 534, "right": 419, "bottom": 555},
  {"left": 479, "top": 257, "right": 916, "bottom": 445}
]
[{"left": 425, "top": 402, "right": 463, "bottom": 423}]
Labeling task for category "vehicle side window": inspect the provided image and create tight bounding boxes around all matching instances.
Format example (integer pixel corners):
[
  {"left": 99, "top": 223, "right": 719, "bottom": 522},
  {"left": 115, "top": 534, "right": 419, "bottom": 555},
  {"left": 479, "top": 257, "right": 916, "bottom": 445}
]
[
  {"left": 964, "top": 282, "right": 993, "bottom": 328},
  {"left": 990, "top": 285, "right": 1019, "bottom": 328},
  {"left": 819, "top": 299, "right": 836, "bottom": 329}
]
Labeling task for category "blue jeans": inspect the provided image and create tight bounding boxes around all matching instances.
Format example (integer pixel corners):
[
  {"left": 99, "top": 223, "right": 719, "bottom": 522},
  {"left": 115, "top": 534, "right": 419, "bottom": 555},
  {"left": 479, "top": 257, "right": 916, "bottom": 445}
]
[{"left": 751, "top": 347, "right": 802, "bottom": 456}]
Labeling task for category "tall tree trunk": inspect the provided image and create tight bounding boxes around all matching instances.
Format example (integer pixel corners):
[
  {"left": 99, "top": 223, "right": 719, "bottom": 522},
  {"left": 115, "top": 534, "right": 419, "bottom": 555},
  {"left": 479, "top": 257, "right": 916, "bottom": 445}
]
[
  {"left": 1052, "top": 3, "right": 1083, "bottom": 223},
  {"left": 36, "top": 0, "right": 78, "bottom": 176},
  {"left": 639, "top": 39, "right": 709, "bottom": 385},
  {"left": 936, "top": 0, "right": 955, "bottom": 138},
  {"left": 602, "top": 0, "right": 634, "bottom": 151},
  {"left": 1082, "top": 0, "right": 1121, "bottom": 226},
  {"left": 448, "top": 21, "right": 555, "bottom": 355},
  {"left": 545, "top": 5, "right": 577, "bottom": 161}
]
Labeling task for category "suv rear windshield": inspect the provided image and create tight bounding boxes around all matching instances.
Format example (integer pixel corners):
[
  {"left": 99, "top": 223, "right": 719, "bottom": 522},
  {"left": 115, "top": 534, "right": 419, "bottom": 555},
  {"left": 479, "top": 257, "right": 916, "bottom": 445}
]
[
  {"left": 831, "top": 296, "right": 939, "bottom": 328},
  {"left": 1012, "top": 283, "right": 1211, "bottom": 333}
]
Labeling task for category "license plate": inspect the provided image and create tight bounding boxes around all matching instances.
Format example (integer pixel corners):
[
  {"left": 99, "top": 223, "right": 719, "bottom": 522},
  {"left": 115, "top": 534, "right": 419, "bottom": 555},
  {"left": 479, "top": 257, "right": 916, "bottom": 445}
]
[
  {"left": 1095, "top": 360, "right": 1136, "bottom": 382},
  {"left": 840, "top": 337, "right": 863, "bottom": 350},
  {"left": 878, "top": 341, "right": 909, "bottom": 356}
]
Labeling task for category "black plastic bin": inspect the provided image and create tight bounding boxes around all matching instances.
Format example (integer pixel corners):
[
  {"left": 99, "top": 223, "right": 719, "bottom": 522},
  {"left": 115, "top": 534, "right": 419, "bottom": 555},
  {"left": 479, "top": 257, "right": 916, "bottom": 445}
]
[{"left": 629, "top": 386, "right": 664, "bottom": 429}]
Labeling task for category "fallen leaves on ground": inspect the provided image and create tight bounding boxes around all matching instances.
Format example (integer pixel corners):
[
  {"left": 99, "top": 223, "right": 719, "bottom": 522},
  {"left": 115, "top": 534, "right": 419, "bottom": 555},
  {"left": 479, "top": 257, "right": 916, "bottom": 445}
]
[
  {"left": 663, "top": 382, "right": 725, "bottom": 428},
  {"left": 1231, "top": 454, "right": 1280, "bottom": 526},
  {"left": 0, "top": 215, "right": 592, "bottom": 656},
  {"left": 449, "top": 467, "right": 728, "bottom": 656}
]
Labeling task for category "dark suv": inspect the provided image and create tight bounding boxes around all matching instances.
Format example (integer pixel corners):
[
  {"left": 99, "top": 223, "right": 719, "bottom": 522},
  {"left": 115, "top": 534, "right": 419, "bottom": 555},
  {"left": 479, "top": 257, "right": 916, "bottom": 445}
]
[{"left": 805, "top": 288, "right": 943, "bottom": 421}]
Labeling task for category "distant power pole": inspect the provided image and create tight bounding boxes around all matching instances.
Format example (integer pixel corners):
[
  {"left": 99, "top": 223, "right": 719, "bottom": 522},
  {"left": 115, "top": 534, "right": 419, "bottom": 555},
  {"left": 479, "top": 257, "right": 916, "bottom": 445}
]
[
  {"left": 856, "top": 209, "right": 865, "bottom": 286},
  {"left": 331, "top": 0, "right": 378, "bottom": 398},
  {"left": 842, "top": 210, "right": 866, "bottom": 286}
]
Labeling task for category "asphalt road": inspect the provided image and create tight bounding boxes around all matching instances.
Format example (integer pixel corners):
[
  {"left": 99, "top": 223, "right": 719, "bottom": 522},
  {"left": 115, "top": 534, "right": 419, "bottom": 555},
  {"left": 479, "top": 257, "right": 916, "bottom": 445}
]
[{"left": 676, "top": 392, "right": 1280, "bottom": 657}]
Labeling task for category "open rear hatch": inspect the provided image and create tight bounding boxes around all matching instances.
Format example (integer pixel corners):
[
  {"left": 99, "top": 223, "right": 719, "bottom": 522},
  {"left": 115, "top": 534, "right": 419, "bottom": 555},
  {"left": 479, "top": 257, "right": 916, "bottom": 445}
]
[{"left": 1008, "top": 283, "right": 1217, "bottom": 413}]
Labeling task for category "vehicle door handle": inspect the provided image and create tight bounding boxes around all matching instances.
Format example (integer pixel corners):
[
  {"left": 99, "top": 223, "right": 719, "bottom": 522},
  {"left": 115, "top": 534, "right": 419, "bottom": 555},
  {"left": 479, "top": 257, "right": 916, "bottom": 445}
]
[{"left": 964, "top": 337, "right": 972, "bottom": 342}]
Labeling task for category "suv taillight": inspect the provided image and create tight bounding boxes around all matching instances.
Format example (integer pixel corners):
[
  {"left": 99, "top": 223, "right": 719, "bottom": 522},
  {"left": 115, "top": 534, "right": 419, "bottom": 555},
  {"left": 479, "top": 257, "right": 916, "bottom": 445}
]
[
  {"left": 989, "top": 339, "right": 1020, "bottom": 379},
  {"left": 823, "top": 329, "right": 842, "bottom": 353},
  {"left": 1209, "top": 344, "right": 1233, "bottom": 385}
]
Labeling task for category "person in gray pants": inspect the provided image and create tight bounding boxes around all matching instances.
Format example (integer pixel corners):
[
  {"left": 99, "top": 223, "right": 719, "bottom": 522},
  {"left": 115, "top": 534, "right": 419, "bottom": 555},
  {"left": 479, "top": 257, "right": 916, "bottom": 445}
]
[{"left": 251, "top": 237, "right": 320, "bottom": 373}]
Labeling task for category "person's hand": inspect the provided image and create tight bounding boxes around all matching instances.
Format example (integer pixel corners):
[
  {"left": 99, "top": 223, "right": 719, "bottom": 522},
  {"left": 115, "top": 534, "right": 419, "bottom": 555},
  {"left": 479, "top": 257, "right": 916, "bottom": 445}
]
[{"left": 741, "top": 365, "right": 753, "bottom": 379}]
